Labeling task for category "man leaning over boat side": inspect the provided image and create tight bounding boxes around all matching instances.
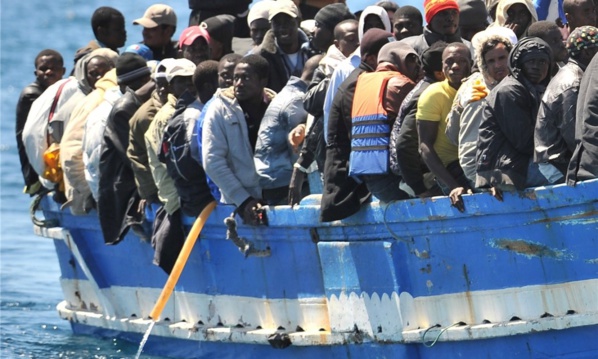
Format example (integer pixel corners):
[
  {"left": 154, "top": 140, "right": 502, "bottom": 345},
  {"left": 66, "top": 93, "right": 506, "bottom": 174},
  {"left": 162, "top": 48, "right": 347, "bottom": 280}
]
[
  {"left": 390, "top": 42, "right": 448, "bottom": 199},
  {"left": 254, "top": 54, "right": 323, "bottom": 206},
  {"left": 16, "top": 49, "right": 65, "bottom": 196},
  {"left": 98, "top": 53, "right": 153, "bottom": 245},
  {"left": 351, "top": 41, "right": 422, "bottom": 202},
  {"left": 535, "top": 26, "right": 598, "bottom": 183},
  {"left": 445, "top": 27, "right": 516, "bottom": 188},
  {"left": 320, "top": 29, "right": 395, "bottom": 222},
  {"left": 566, "top": 38, "right": 598, "bottom": 184},
  {"left": 417, "top": 42, "right": 473, "bottom": 211},
  {"left": 202, "top": 55, "right": 276, "bottom": 226}
]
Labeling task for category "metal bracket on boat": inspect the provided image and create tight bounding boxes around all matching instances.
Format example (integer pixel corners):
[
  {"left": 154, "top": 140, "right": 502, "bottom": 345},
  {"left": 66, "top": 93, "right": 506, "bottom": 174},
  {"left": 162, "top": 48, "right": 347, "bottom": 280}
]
[
  {"left": 224, "top": 214, "right": 271, "bottom": 258},
  {"left": 30, "top": 189, "right": 59, "bottom": 228}
]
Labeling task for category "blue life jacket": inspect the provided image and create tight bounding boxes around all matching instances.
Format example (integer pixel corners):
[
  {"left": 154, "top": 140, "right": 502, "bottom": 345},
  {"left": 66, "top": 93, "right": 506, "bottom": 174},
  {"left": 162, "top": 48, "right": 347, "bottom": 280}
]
[{"left": 349, "top": 71, "right": 399, "bottom": 176}]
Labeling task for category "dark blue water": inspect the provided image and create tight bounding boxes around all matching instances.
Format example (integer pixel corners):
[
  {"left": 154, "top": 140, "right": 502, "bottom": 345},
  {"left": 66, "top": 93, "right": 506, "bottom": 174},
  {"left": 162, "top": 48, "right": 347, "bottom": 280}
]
[{"left": 0, "top": 1, "right": 391, "bottom": 357}]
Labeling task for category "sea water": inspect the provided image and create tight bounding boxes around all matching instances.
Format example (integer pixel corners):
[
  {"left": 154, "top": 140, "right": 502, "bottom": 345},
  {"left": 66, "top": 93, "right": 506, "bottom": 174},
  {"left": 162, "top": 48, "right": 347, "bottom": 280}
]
[{"left": 0, "top": 1, "right": 384, "bottom": 358}]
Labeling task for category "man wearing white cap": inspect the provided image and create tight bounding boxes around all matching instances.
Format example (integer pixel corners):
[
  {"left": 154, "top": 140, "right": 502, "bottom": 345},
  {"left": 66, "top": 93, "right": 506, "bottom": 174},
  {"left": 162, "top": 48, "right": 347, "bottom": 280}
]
[
  {"left": 258, "top": 0, "right": 310, "bottom": 92},
  {"left": 133, "top": 4, "right": 179, "bottom": 61},
  {"left": 247, "top": 0, "right": 274, "bottom": 50},
  {"left": 145, "top": 58, "right": 196, "bottom": 217}
]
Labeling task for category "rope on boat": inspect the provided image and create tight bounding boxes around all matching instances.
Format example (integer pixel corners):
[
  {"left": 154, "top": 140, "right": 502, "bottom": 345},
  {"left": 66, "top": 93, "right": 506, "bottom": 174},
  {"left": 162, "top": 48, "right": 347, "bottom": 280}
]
[
  {"left": 224, "top": 214, "right": 271, "bottom": 258},
  {"left": 30, "top": 188, "right": 59, "bottom": 228},
  {"left": 382, "top": 202, "right": 412, "bottom": 244},
  {"left": 421, "top": 322, "right": 465, "bottom": 347}
]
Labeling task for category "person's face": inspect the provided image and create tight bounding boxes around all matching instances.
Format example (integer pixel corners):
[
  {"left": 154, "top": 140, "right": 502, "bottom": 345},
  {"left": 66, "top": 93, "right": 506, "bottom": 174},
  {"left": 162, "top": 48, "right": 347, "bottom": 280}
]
[
  {"left": 100, "top": 15, "right": 127, "bottom": 49},
  {"left": 35, "top": 55, "right": 65, "bottom": 89},
  {"left": 567, "top": 0, "right": 597, "bottom": 30},
  {"left": 522, "top": 57, "right": 549, "bottom": 84},
  {"left": 430, "top": 9, "right": 460, "bottom": 36},
  {"left": 404, "top": 53, "right": 422, "bottom": 82},
  {"left": 505, "top": 3, "right": 532, "bottom": 38},
  {"left": 483, "top": 42, "right": 510, "bottom": 82},
  {"left": 363, "top": 14, "right": 386, "bottom": 33},
  {"left": 250, "top": 18, "right": 270, "bottom": 46},
  {"left": 155, "top": 76, "right": 170, "bottom": 103},
  {"left": 170, "top": 76, "right": 195, "bottom": 98},
  {"left": 142, "top": 25, "right": 173, "bottom": 48},
  {"left": 335, "top": 24, "right": 359, "bottom": 57},
  {"left": 312, "top": 22, "right": 334, "bottom": 51},
  {"left": 442, "top": 46, "right": 472, "bottom": 88},
  {"left": 271, "top": 14, "right": 299, "bottom": 48},
  {"left": 459, "top": 22, "right": 489, "bottom": 42},
  {"left": 233, "top": 63, "right": 265, "bottom": 102},
  {"left": 544, "top": 27, "right": 568, "bottom": 62},
  {"left": 218, "top": 60, "right": 236, "bottom": 88},
  {"left": 183, "top": 37, "right": 210, "bottom": 65},
  {"left": 393, "top": 16, "right": 423, "bottom": 40},
  {"left": 86, "top": 57, "right": 113, "bottom": 89}
]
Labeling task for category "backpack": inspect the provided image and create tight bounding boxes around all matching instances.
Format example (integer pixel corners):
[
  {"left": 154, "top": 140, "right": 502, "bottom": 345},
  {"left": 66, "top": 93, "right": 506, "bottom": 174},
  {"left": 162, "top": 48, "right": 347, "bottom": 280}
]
[{"left": 349, "top": 71, "right": 399, "bottom": 176}]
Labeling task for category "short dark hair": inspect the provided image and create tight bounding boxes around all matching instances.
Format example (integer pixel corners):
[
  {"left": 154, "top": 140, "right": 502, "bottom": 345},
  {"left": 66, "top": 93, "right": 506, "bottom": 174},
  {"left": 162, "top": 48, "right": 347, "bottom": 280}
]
[
  {"left": 394, "top": 6, "right": 423, "bottom": 25},
  {"left": 334, "top": 19, "right": 358, "bottom": 40},
  {"left": 375, "top": 1, "right": 400, "bottom": 12},
  {"left": 91, "top": 7, "right": 124, "bottom": 37},
  {"left": 527, "top": 20, "right": 560, "bottom": 39},
  {"left": 219, "top": 53, "right": 242, "bottom": 66},
  {"left": 237, "top": 54, "right": 269, "bottom": 80},
  {"left": 34, "top": 49, "right": 64, "bottom": 67},
  {"left": 193, "top": 60, "right": 219, "bottom": 92}
]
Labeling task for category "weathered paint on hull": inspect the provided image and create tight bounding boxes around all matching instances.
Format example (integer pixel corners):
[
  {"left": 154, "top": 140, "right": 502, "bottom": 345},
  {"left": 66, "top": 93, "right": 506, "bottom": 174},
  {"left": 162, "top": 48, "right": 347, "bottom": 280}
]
[{"left": 38, "top": 179, "right": 598, "bottom": 358}]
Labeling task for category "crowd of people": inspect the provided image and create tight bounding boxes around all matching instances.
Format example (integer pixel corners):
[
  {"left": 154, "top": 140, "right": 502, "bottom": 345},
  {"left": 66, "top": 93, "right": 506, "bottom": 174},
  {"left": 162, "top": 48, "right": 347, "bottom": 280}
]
[{"left": 16, "top": 0, "right": 598, "bottom": 272}]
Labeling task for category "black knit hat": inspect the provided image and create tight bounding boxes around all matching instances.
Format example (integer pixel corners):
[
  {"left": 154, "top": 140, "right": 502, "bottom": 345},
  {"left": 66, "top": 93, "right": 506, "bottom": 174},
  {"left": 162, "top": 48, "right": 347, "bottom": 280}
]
[
  {"left": 201, "top": 14, "right": 235, "bottom": 44},
  {"left": 314, "top": 4, "right": 355, "bottom": 31},
  {"left": 116, "top": 52, "right": 150, "bottom": 85},
  {"left": 422, "top": 41, "right": 448, "bottom": 75},
  {"left": 360, "top": 28, "right": 394, "bottom": 57}
]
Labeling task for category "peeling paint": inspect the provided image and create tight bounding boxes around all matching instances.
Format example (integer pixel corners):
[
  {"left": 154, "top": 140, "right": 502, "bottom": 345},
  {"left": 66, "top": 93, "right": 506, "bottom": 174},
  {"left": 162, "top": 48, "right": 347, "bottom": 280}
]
[
  {"left": 414, "top": 249, "right": 430, "bottom": 259},
  {"left": 491, "top": 239, "right": 573, "bottom": 260}
]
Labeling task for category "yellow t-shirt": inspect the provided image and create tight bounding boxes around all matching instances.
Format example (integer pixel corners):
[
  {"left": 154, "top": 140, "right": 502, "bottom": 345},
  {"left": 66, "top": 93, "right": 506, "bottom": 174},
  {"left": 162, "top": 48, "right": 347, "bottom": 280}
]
[{"left": 416, "top": 80, "right": 458, "bottom": 167}]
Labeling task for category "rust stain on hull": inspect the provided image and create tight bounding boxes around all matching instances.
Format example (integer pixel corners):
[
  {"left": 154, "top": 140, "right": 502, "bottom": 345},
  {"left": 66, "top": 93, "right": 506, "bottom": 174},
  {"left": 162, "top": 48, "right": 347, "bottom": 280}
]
[{"left": 492, "top": 239, "right": 572, "bottom": 260}]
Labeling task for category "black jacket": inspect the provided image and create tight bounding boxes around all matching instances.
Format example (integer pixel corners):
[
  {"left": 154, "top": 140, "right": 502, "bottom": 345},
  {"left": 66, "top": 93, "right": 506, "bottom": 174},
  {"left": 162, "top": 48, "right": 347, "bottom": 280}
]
[
  {"left": 160, "top": 91, "right": 214, "bottom": 217},
  {"left": 15, "top": 81, "right": 43, "bottom": 189},
  {"left": 390, "top": 77, "right": 435, "bottom": 195},
  {"left": 258, "top": 29, "right": 310, "bottom": 93},
  {"left": 476, "top": 37, "right": 553, "bottom": 190},
  {"left": 98, "top": 89, "right": 144, "bottom": 244},
  {"left": 567, "top": 54, "right": 598, "bottom": 184},
  {"left": 321, "top": 62, "right": 372, "bottom": 222},
  {"left": 297, "top": 68, "right": 328, "bottom": 172}
]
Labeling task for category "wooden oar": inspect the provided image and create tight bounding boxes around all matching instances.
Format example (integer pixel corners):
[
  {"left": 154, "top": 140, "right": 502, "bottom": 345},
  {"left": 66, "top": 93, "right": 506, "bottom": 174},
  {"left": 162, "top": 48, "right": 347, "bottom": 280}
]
[{"left": 149, "top": 201, "right": 217, "bottom": 320}]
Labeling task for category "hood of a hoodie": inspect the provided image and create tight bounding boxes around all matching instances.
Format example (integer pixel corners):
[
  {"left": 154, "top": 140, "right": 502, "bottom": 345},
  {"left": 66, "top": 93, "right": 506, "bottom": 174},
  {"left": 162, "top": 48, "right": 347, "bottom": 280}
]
[
  {"left": 473, "top": 32, "right": 515, "bottom": 87},
  {"left": 358, "top": 6, "right": 392, "bottom": 41},
  {"left": 377, "top": 42, "right": 418, "bottom": 79},
  {"left": 508, "top": 36, "right": 553, "bottom": 86},
  {"left": 74, "top": 48, "right": 118, "bottom": 95},
  {"left": 93, "top": 68, "right": 118, "bottom": 93},
  {"left": 494, "top": 0, "right": 538, "bottom": 37}
]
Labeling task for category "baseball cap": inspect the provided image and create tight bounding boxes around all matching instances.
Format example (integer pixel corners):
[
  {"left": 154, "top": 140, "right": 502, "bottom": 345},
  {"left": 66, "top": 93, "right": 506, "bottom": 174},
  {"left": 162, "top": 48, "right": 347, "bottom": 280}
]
[
  {"left": 269, "top": 0, "right": 299, "bottom": 21},
  {"left": 133, "top": 4, "right": 177, "bottom": 28},
  {"left": 165, "top": 58, "right": 196, "bottom": 83},
  {"left": 124, "top": 44, "right": 153, "bottom": 61},
  {"left": 179, "top": 26, "right": 211, "bottom": 49},
  {"left": 248, "top": 0, "right": 274, "bottom": 26}
]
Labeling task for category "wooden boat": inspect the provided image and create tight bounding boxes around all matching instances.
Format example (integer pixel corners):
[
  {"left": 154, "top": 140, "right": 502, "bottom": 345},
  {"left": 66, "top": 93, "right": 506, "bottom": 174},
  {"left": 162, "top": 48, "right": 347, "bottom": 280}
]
[{"left": 34, "top": 179, "right": 598, "bottom": 358}]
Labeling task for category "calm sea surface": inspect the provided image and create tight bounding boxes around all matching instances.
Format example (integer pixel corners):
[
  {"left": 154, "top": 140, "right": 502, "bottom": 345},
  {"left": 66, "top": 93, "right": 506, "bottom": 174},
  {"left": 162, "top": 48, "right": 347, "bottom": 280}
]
[{"left": 0, "top": 0, "right": 387, "bottom": 358}]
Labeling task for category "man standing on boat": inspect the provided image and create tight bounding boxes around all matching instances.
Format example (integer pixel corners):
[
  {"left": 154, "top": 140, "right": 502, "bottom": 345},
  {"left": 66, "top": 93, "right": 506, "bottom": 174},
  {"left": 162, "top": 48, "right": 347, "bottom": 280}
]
[{"left": 202, "top": 55, "right": 276, "bottom": 226}]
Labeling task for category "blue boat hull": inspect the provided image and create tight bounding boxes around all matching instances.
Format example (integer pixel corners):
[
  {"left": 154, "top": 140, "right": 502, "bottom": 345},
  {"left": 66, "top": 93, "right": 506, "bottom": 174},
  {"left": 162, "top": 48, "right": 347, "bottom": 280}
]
[{"left": 37, "top": 180, "right": 598, "bottom": 358}]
